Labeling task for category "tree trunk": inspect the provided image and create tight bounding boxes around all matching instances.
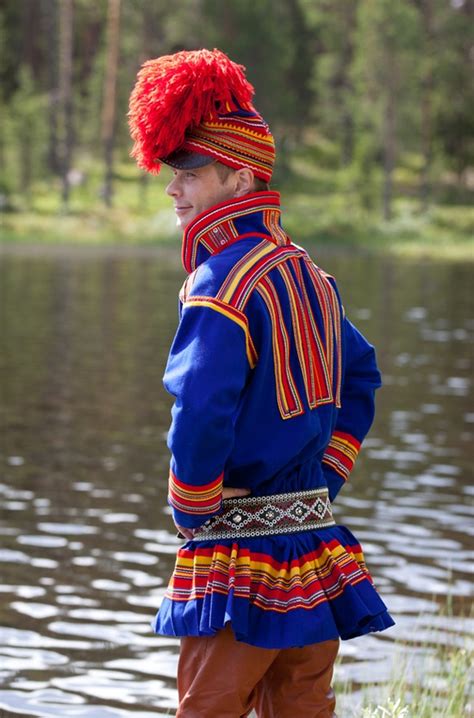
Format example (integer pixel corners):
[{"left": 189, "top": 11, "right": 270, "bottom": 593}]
[
  {"left": 21, "top": 0, "right": 42, "bottom": 81},
  {"left": 58, "top": 0, "right": 74, "bottom": 209},
  {"left": 420, "top": 0, "right": 434, "bottom": 212},
  {"left": 382, "top": 88, "right": 396, "bottom": 222},
  {"left": 339, "top": 1, "right": 357, "bottom": 166},
  {"left": 43, "top": 0, "right": 60, "bottom": 176},
  {"left": 20, "top": 122, "right": 33, "bottom": 205},
  {"left": 285, "top": 0, "right": 315, "bottom": 140},
  {"left": 102, "top": 0, "right": 121, "bottom": 208},
  {"left": 382, "top": 34, "right": 397, "bottom": 222}
]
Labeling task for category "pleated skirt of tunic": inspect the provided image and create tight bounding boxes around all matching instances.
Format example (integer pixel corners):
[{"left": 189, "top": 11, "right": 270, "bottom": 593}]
[{"left": 153, "top": 524, "right": 394, "bottom": 649}]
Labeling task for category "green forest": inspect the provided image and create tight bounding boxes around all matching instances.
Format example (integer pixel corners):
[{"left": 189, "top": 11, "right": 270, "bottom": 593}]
[{"left": 1, "top": 0, "right": 473, "bottom": 256}]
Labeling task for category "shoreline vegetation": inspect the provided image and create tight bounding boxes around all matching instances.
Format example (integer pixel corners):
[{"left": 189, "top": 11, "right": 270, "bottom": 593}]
[
  {"left": 336, "top": 598, "right": 473, "bottom": 718},
  {"left": 1, "top": 146, "right": 473, "bottom": 262},
  {"left": 338, "top": 639, "right": 472, "bottom": 717}
]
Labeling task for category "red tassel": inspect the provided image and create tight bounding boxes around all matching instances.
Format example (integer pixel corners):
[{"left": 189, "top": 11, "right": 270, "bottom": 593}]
[{"left": 128, "top": 49, "right": 255, "bottom": 174}]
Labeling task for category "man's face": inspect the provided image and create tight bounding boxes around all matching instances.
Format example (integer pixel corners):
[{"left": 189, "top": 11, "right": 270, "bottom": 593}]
[{"left": 166, "top": 164, "right": 237, "bottom": 230}]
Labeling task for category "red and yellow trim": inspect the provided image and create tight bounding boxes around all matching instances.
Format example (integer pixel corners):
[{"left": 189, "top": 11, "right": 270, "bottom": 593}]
[
  {"left": 168, "top": 470, "right": 223, "bottom": 515},
  {"left": 322, "top": 431, "right": 361, "bottom": 482},
  {"left": 217, "top": 240, "right": 276, "bottom": 304},
  {"left": 304, "top": 259, "right": 343, "bottom": 408},
  {"left": 277, "top": 261, "right": 333, "bottom": 408},
  {"left": 256, "top": 277, "right": 304, "bottom": 419},
  {"left": 185, "top": 115, "right": 275, "bottom": 182},
  {"left": 166, "top": 541, "right": 372, "bottom": 611},
  {"left": 182, "top": 192, "right": 282, "bottom": 273}
]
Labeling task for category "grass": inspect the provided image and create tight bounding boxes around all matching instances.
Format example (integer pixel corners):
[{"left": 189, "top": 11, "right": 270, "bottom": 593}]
[
  {"left": 352, "top": 642, "right": 472, "bottom": 717},
  {"left": 1, "top": 142, "right": 473, "bottom": 261},
  {"left": 335, "top": 602, "right": 473, "bottom": 718}
]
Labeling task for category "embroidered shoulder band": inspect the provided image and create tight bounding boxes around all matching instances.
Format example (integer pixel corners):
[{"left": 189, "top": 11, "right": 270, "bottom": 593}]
[{"left": 193, "top": 487, "right": 334, "bottom": 541}]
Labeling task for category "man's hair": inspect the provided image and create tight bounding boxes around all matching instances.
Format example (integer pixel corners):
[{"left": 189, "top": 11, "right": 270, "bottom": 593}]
[{"left": 214, "top": 162, "right": 270, "bottom": 192}]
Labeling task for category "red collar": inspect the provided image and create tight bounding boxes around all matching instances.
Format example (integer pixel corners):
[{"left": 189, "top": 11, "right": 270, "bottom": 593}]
[{"left": 181, "top": 191, "right": 287, "bottom": 273}]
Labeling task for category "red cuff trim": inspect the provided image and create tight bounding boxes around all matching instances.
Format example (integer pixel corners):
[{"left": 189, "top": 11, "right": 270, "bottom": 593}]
[
  {"left": 322, "top": 431, "right": 361, "bottom": 482},
  {"left": 168, "top": 470, "right": 223, "bottom": 515}
]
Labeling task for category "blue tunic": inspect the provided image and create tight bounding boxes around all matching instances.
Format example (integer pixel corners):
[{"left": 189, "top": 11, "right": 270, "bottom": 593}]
[{"left": 153, "top": 191, "right": 394, "bottom": 648}]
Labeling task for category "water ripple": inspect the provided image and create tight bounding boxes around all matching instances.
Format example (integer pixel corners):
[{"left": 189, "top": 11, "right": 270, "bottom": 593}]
[
  {"left": 37, "top": 523, "right": 98, "bottom": 535},
  {"left": 17, "top": 535, "right": 68, "bottom": 548},
  {"left": 11, "top": 602, "right": 59, "bottom": 620}
]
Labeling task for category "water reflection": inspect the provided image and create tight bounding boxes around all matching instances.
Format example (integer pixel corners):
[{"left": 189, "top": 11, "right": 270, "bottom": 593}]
[{"left": 0, "top": 245, "right": 472, "bottom": 716}]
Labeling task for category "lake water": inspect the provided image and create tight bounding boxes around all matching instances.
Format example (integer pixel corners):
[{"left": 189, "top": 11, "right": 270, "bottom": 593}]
[{"left": 0, "top": 243, "right": 472, "bottom": 717}]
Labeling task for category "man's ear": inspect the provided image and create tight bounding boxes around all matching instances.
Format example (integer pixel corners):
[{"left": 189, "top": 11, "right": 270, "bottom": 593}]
[{"left": 234, "top": 168, "right": 255, "bottom": 197}]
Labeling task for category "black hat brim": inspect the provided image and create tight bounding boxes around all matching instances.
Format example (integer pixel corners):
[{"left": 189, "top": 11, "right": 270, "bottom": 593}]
[{"left": 160, "top": 149, "right": 215, "bottom": 170}]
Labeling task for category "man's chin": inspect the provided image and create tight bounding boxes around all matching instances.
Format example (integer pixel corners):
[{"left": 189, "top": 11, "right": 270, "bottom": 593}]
[{"left": 175, "top": 211, "right": 193, "bottom": 230}]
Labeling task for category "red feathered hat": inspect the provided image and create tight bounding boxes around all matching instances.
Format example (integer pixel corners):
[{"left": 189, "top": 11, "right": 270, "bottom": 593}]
[{"left": 128, "top": 49, "right": 275, "bottom": 182}]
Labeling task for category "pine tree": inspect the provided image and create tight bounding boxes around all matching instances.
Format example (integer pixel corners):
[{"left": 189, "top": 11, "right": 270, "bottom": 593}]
[
  {"left": 352, "top": 0, "right": 419, "bottom": 219},
  {"left": 101, "top": 0, "right": 121, "bottom": 207},
  {"left": 58, "top": 0, "right": 74, "bottom": 208}
]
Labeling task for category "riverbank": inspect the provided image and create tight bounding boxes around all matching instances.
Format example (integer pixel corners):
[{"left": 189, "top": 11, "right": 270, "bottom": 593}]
[
  {"left": 2, "top": 204, "right": 472, "bottom": 262},
  {"left": 2, "top": 156, "right": 473, "bottom": 261}
]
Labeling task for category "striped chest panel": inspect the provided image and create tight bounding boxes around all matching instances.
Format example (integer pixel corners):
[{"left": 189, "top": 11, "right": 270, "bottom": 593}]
[{"left": 217, "top": 242, "right": 343, "bottom": 420}]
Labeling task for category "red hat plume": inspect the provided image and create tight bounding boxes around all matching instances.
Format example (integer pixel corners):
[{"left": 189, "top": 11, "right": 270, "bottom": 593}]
[{"left": 128, "top": 49, "right": 255, "bottom": 174}]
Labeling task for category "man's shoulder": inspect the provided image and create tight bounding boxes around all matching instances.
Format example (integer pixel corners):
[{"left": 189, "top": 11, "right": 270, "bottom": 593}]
[
  {"left": 183, "top": 237, "right": 268, "bottom": 302},
  {"left": 181, "top": 237, "right": 340, "bottom": 313}
]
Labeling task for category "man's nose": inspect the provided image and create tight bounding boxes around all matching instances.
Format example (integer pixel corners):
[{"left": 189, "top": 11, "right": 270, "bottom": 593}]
[{"left": 166, "top": 176, "right": 180, "bottom": 197}]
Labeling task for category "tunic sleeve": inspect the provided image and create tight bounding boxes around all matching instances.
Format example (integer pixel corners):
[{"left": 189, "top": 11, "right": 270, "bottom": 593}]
[
  {"left": 322, "top": 318, "right": 382, "bottom": 501},
  {"left": 163, "top": 298, "right": 255, "bottom": 528}
]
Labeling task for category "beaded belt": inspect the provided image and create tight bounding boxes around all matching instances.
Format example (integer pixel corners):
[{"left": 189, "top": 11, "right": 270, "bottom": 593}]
[{"left": 193, "top": 488, "right": 335, "bottom": 541}]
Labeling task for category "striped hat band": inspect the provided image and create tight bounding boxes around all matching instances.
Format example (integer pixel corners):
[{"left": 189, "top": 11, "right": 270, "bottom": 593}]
[{"left": 177, "top": 113, "right": 275, "bottom": 183}]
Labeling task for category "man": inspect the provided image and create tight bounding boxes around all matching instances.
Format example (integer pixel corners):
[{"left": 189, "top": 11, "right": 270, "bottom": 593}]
[{"left": 129, "top": 49, "right": 394, "bottom": 718}]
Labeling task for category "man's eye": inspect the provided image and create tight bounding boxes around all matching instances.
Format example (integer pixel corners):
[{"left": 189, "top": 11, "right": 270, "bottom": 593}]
[{"left": 185, "top": 172, "right": 196, "bottom": 179}]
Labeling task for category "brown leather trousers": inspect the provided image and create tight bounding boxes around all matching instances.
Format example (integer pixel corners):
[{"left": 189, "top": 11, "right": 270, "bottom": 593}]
[{"left": 176, "top": 624, "right": 339, "bottom": 717}]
